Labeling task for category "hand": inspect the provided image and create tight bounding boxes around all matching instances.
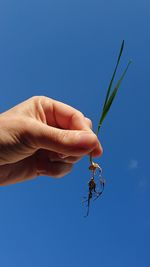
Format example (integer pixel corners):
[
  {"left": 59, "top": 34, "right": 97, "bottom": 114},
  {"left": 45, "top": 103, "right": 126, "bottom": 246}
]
[{"left": 0, "top": 96, "right": 102, "bottom": 185}]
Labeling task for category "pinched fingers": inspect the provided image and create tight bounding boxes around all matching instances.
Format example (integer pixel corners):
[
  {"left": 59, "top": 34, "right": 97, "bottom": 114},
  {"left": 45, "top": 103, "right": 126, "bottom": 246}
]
[{"left": 32, "top": 122, "right": 102, "bottom": 157}]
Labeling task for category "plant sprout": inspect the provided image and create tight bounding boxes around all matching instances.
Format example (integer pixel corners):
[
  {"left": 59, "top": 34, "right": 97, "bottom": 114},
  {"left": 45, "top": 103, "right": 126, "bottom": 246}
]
[{"left": 83, "top": 40, "right": 131, "bottom": 217}]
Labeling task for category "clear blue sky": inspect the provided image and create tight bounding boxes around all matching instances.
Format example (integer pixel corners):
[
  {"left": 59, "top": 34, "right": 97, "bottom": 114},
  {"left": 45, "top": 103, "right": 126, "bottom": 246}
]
[{"left": 0, "top": 0, "right": 150, "bottom": 266}]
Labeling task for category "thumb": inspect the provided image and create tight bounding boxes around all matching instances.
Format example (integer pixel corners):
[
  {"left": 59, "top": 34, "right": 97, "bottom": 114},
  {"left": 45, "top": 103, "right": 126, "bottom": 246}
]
[{"left": 32, "top": 122, "right": 102, "bottom": 157}]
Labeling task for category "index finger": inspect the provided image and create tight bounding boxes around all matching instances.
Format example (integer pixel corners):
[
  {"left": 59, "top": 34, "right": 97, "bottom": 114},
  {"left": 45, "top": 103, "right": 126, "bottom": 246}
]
[{"left": 41, "top": 97, "right": 91, "bottom": 131}]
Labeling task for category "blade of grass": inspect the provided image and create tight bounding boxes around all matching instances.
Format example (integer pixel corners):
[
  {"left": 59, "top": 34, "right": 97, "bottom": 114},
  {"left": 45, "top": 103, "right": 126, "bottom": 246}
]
[
  {"left": 96, "top": 60, "right": 132, "bottom": 136},
  {"left": 102, "top": 40, "right": 125, "bottom": 112}
]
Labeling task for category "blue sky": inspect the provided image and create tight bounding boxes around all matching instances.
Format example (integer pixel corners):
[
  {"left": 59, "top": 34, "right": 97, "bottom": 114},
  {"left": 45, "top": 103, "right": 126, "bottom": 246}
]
[{"left": 0, "top": 0, "right": 150, "bottom": 266}]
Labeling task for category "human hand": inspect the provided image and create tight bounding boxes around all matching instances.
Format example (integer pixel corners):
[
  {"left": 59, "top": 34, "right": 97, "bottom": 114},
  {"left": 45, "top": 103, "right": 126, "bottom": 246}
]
[{"left": 0, "top": 96, "right": 102, "bottom": 185}]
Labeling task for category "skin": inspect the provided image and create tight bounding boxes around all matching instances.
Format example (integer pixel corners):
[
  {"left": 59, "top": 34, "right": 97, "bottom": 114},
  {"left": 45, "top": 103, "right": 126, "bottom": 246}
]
[{"left": 0, "top": 96, "right": 103, "bottom": 186}]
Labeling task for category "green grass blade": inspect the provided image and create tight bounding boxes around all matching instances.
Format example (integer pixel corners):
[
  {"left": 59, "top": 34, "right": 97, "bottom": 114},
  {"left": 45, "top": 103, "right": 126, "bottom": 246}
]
[
  {"left": 102, "top": 40, "right": 125, "bottom": 111},
  {"left": 96, "top": 60, "right": 132, "bottom": 136}
]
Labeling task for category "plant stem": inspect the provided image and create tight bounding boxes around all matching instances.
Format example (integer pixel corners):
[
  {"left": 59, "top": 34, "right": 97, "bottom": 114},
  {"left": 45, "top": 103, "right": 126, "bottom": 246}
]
[{"left": 90, "top": 124, "right": 102, "bottom": 165}]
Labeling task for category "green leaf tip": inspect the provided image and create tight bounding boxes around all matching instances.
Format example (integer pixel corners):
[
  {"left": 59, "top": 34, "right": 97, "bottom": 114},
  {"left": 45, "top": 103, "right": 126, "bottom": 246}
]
[
  {"left": 96, "top": 41, "right": 131, "bottom": 137},
  {"left": 102, "top": 40, "right": 125, "bottom": 113}
]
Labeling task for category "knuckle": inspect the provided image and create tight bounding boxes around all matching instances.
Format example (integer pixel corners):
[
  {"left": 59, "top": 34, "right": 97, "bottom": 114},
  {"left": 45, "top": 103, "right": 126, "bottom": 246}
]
[
  {"left": 58, "top": 130, "right": 71, "bottom": 146},
  {"left": 30, "top": 96, "right": 53, "bottom": 107},
  {"left": 30, "top": 95, "right": 45, "bottom": 102}
]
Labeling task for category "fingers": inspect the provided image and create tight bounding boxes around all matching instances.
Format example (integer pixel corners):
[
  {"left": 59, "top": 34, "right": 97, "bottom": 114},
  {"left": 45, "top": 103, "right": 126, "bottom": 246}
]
[
  {"left": 38, "top": 97, "right": 101, "bottom": 157},
  {"left": 0, "top": 153, "right": 73, "bottom": 186},
  {"left": 40, "top": 96, "right": 92, "bottom": 131},
  {"left": 5, "top": 96, "right": 92, "bottom": 131},
  {"left": 32, "top": 121, "right": 103, "bottom": 157}
]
